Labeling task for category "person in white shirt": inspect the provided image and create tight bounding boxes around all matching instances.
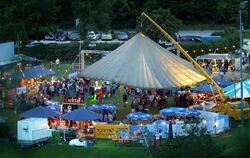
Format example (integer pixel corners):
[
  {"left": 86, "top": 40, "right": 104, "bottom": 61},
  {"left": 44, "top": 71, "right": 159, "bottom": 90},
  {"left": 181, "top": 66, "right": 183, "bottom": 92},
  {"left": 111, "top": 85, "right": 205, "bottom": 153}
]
[{"left": 108, "top": 112, "right": 113, "bottom": 123}]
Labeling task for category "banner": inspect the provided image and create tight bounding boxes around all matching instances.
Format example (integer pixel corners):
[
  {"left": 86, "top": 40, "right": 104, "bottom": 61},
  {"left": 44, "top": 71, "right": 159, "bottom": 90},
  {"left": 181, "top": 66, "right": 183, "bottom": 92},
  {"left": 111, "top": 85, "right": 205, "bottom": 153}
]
[
  {"left": 16, "top": 86, "right": 27, "bottom": 95},
  {"left": 95, "top": 124, "right": 130, "bottom": 139}
]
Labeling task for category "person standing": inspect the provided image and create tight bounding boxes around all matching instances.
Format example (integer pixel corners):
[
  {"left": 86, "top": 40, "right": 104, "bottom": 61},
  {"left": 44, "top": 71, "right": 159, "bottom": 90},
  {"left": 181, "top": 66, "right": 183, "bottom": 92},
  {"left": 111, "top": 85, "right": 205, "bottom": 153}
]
[
  {"left": 49, "top": 84, "right": 55, "bottom": 97},
  {"left": 123, "top": 93, "right": 128, "bottom": 107},
  {"left": 108, "top": 112, "right": 113, "bottom": 123}
]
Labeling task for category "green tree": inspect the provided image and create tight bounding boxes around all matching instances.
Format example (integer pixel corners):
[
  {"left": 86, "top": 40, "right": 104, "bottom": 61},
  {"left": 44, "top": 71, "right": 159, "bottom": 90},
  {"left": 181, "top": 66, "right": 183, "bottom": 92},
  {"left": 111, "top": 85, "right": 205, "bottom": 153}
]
[
  {"left": 72, "top": 0, "right": 113, "bottom": 39},
  {"left": 111, "top": 0, "right": 137, "bottom": 29},
  {"left": 215, "top": 0, "right": 240, "bottom": 24},
  {"left": 140, "top": 8, "right": 182, "bottom": 41},
  {"left": 54, "top": 0, "right": 75, "bottom": 28},
  {"left": 169, "top": 0, "right": 217, "bottom": 24},
  {"left": 0, "top": 0, "right": 57, "bottom": 43}
]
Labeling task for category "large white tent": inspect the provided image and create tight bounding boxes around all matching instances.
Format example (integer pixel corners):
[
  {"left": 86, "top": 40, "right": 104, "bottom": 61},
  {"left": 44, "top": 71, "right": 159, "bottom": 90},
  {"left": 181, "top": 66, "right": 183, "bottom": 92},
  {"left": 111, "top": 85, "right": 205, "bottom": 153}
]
[{"left": 82, "top": 33, "right": 205, "bottom": 88}]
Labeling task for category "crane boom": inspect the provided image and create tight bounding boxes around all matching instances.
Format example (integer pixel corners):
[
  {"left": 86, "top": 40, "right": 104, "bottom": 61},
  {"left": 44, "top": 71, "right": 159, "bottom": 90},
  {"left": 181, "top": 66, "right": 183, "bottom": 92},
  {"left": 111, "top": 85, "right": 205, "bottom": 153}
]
[{"left": 141, "top": 12, "right": 226, "bottom": 100}]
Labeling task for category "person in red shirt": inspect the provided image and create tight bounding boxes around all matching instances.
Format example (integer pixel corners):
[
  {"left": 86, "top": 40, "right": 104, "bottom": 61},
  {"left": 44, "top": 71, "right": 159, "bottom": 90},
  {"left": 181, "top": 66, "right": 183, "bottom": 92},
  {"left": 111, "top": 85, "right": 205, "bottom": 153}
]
[{"left": 98, "top": 90, "right": 103, "bottom": 104}]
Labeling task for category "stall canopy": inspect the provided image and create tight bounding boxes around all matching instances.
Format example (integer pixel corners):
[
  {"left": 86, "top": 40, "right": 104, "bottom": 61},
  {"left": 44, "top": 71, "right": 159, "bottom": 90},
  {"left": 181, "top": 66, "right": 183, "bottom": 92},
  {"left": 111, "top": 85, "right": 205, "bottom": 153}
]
[
  {"left": 160, "top": 107, "right": 200, "bottom": 117},
  {"left": 196, "top": 53, "right": 239, "bottom": 60},
  {"left": 82, "top": 33, "right": 205, "bottom": 89},
  {"left": 215, "top": 79, "right": 234, "bottom": 87},
  {"left": 20, "top": 106, "right": 60, "bottom": 118},
  {"left": 195, "top": 84, "right": 216, "bottom": 93},
  {"left": 16, "top": 65, "right": 55, "bottom": 80},
  {"left": 88, "top": 104, "right": 117, "bottom": 111},
  {"left": 127, "top": 112, "right": 153, "bottom": 121},
  {"left": 61, "top": 108, "right": 102, "bottom": 121},
  {"left": 223, "top": 80, "right": 250, "bottom": 98}
]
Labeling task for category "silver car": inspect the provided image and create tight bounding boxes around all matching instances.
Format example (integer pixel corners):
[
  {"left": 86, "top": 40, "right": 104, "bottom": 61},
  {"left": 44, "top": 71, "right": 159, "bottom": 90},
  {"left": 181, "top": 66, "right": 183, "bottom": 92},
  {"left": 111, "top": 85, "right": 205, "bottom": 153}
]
[
  {"left": 87, "top": 31, "right": 101, "bottom": 40},
  {"left": 117, "top": 32, "right": 129, "bottom": 40},
  {"left": 101, "top": 31, "right": 113, "bottom": 40}
]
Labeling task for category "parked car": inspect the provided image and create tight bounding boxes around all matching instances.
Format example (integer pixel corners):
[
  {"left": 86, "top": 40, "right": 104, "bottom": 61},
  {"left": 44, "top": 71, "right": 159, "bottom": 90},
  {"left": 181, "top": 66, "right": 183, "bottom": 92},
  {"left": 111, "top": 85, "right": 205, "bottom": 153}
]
[
  {"left": 101, "top": 31, "right": 113, "bottom": 40},
  {"left": 179, "top": 36, "right": 202, "bottom": 44},
  {"left": 87, "top": 31, "right": 101, "bottom": 40},
  {"left": 69, "top": 31, "right": 80, "bottom": 41},
  {"left": 44, "top": 32, "right": 55, "bottom": 40},
  {"left": 54, "top": 30, "right": 68, "bottom": 41},
  {"left": 117, "top": 32, "right": 129, "bottom": 40}
]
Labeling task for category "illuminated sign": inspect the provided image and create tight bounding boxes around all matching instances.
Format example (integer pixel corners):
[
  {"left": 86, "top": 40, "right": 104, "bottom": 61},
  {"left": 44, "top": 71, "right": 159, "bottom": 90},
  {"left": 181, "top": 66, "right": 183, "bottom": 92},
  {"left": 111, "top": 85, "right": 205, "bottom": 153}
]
[{"left": 63, "top": 97, "right": 84, "bottom": 104}]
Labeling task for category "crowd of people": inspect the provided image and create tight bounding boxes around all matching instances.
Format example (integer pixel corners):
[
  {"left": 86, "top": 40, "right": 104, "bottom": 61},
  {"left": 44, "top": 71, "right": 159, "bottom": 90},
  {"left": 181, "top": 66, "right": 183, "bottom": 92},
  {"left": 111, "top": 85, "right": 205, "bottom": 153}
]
[
  {"left": 124, "top": 86, "right": 169, "bottom": 113},
  {"left": 15, "top": 76, "right": 121, "bottom": 113},
  {"left": 199, "top": 59, "right": 235, "bottom": 74}
]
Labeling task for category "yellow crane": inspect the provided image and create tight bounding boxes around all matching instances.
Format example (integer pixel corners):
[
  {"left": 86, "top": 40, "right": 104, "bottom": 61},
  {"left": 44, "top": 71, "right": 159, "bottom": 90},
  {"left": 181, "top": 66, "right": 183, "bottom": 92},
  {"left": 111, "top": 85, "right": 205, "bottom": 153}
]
[{"left": 141, "top": 12, "right": 226, "bottom": 101}]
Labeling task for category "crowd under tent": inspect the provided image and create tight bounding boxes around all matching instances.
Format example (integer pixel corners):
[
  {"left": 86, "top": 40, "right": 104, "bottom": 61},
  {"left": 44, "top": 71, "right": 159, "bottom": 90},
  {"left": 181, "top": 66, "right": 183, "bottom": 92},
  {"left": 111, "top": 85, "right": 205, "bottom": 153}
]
[
  {"left": 196, "top": 53, "right": 240, "bottom": 70},
  {"left": 82, "top": 33, "right": 205, "bottom": 89}
]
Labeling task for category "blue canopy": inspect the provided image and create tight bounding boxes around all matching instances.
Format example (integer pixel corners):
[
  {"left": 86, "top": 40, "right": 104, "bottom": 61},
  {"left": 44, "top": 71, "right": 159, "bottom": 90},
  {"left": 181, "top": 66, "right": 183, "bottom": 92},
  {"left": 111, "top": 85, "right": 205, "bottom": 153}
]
[
  {"left": 215, "top": 79, "right": 233, "bottom": 87},
  {"left": 223, "top": 80, "right": 250, "bottom": 98},
  {"left": 88, "top": 104, "right": 117, "bottom": 111},
  {"left": 101, "top": 103, "right": 117, "bottom": 111},
  {"left": 61, "top": 108, "right": 102, "bottom": 121},
  {"left": 19, "top": 65, "right": 55, "bottom": 80},
  {"left": 160, "top": 107, "right": 200, "bottom": 117},
  {"left": 127, "top": 112, "right": 153, "bottom": 121},
  {"left": 46, "top": 105, "right": 61, "bottom": 112},
  {"left": 195, "top": 84, "right": 216, "bottom": 92},
  {"left": 20, "top": 106, "right": 60, "bottom": 118},
  {"left": 223, "top": 80, "right": 250, "bottom": 92},
  {"left": 153, "top": 120, "right": 168, "bottom": 126},
  {"left": 88, "top": 104, "right": 104, "bottom": 111},
  {"left": 44, "top": 100, "right": 61, "bottom": 106},
  {"left": 44, "top": 100, "right": 61, "bottom": 112}
]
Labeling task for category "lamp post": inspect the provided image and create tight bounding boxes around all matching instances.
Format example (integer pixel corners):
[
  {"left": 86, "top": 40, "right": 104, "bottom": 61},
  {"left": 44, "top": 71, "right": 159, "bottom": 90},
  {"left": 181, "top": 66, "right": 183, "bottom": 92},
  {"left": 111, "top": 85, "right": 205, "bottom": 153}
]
[{"left": 239, "top": 0, "right": 248, "bottom": 132}]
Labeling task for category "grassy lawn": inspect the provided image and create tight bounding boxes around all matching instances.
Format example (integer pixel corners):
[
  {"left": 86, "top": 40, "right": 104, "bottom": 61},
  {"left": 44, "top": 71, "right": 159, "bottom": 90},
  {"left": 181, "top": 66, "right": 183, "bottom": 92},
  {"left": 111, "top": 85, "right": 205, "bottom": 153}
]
[
  {"left": 0, "top": 141, "right": 153, "bottom": 158},
  {"left": 0, "top": 108, "right": 19, "bottom": 133}
]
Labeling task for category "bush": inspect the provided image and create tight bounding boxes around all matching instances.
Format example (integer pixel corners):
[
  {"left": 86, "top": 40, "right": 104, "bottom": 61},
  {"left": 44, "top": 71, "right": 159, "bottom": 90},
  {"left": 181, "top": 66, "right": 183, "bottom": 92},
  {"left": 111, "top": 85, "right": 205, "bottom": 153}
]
[
  {"left": 19, "top": 42, "right": 121, "bottom": 63},
  {"left": 150, "top": 125, "right": 226, "bottom": 158},
  {"left": 0, "top": 123, "right": 11, "bottom": 139}
]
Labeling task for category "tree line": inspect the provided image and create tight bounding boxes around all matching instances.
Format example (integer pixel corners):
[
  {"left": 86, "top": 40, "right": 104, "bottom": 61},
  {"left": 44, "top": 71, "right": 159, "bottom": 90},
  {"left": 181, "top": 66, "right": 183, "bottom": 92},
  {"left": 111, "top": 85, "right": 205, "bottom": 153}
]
[{"left": 0, "top": 0, "right": 248, "bottom": 42}]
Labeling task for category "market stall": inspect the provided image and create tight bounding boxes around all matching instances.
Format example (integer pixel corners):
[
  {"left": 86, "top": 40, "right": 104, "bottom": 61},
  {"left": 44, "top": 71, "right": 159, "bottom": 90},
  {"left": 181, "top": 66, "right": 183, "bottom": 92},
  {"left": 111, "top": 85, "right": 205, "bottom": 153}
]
[
  {"left": 61, "top": 108, "right": 102, "bottom": 144},
  {"left": 221, "top": 80, "right": 250, "bottom": 120},
  {"left": 20, "top": 106, "right": 60, "bottom": 119},
  {"left": 88, "top": 103, "right": 117, "bottom": 121},
  {"left": 18, "top": 65, "right": 55, "bottom": 97}
]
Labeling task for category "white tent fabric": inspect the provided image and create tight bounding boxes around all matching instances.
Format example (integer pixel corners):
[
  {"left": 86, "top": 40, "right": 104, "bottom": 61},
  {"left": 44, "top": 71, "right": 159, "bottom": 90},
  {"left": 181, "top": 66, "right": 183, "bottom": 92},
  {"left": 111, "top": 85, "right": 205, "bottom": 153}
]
[{"left": 82, "top": 33, "right": 205, "bottom": 88}]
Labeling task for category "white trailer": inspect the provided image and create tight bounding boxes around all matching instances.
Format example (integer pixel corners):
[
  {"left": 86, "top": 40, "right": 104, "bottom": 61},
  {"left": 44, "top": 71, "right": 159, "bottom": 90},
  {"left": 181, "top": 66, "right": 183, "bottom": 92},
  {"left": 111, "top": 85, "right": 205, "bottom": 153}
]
[{"left": 17, "top": 118, "right": 52, "bottom": 147}]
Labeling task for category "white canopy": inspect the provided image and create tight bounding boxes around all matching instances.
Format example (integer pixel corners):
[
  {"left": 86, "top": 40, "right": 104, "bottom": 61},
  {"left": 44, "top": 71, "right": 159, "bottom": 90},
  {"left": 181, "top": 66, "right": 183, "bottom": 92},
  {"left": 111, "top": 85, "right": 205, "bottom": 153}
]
[
  {"left": 82, "top": 33, "right": 205, "bottom": 88},
  {"left": 196, "top": 53, "right": 239, "bottom": 60}
]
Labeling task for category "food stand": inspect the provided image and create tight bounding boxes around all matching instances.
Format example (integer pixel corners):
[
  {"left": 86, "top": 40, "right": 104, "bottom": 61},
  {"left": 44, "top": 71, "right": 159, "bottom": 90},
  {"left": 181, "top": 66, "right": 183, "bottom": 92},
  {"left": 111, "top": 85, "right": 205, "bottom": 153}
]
[
  {"left": 61, "top": 108, "right": 102, "bottom": 145},
  {"left": 88, "top": 103, "right": 117, "bottom": 121}
]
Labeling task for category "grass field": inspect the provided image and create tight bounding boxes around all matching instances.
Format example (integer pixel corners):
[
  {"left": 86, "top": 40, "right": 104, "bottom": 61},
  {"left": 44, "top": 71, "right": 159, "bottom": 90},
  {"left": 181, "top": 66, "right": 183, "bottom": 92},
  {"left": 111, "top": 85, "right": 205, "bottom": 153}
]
[{"left": 0, "top": 141, "right": 153, "bottom": 158}]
